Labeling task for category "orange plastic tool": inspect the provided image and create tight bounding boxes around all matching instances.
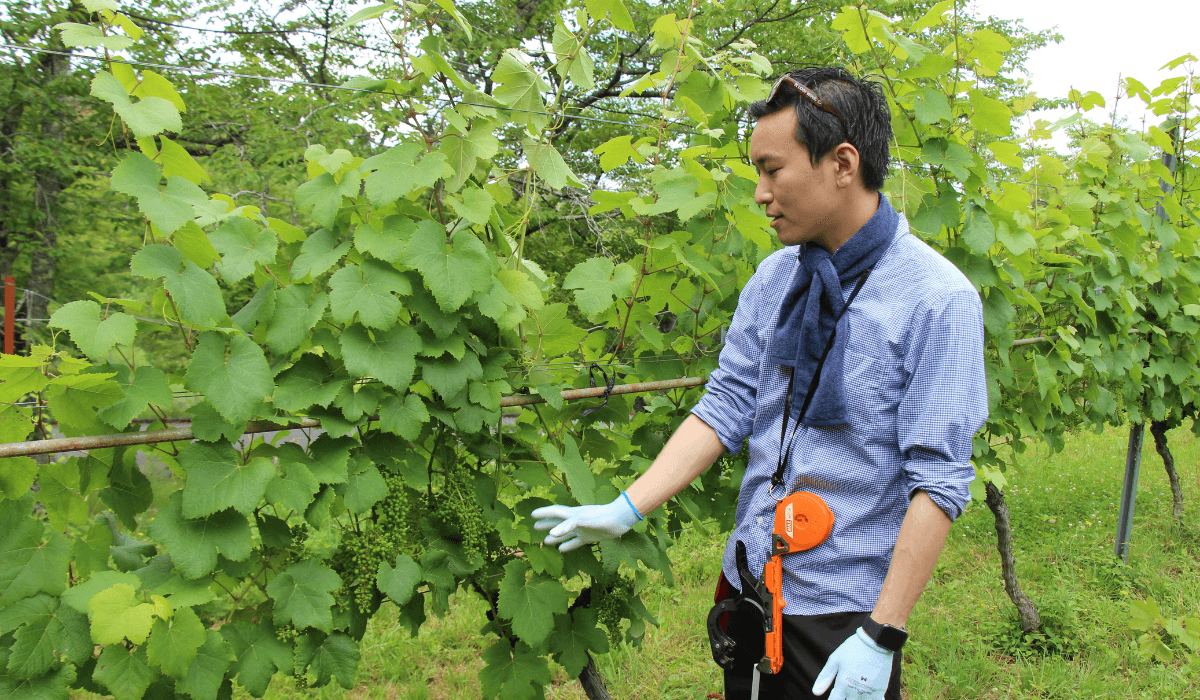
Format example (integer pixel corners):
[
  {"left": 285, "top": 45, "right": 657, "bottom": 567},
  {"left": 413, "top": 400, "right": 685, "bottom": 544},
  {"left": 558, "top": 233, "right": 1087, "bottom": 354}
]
[
  {"left": 758, "top": 491, "right": 835, "bottom": 676},
  {"left": 772, "top": 491, "right": 835, "bottom": 555}
]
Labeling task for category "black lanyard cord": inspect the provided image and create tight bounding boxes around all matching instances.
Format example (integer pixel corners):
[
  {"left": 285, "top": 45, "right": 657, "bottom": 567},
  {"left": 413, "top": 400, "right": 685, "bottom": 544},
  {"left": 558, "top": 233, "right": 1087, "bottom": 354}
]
[{"left": 770, "top": 268, "right": 873, "bottom": 494}]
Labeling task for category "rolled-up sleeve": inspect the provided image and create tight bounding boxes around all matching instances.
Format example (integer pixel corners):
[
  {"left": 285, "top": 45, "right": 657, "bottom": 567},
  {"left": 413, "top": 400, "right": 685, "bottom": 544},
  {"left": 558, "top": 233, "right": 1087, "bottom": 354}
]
[
  {"left": 691, "top": 270, "right": 765, "bottom": 454},
  {"left": 898, "top": 288, "right": 988, "bottom": 521}
]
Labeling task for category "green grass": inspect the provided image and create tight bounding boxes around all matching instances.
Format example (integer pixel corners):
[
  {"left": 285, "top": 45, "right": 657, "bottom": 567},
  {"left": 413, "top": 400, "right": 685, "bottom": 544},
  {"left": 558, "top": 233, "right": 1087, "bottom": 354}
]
[{"left": 75, "top": 423, "right": 1200, "bottom": 700}]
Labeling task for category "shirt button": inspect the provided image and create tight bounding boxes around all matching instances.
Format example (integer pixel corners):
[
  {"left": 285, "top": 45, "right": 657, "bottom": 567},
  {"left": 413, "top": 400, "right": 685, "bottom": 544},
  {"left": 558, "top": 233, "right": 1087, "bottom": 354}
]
[{"left": 757, "top": 517, "right": 763, "bottom": 525}]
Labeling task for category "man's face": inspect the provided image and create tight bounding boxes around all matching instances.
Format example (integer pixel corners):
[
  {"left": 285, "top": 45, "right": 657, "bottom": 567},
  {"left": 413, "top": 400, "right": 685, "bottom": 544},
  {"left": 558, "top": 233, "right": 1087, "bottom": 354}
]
[{"left": 749, "top": 108, "right": 842, "bottom": 249}]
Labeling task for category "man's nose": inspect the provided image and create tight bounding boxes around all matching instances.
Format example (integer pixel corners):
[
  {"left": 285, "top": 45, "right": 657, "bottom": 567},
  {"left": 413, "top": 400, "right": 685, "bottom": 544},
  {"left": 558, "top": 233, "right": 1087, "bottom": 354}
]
[{"left": 754, "top": 179, "right": 772, "bottom": 206}]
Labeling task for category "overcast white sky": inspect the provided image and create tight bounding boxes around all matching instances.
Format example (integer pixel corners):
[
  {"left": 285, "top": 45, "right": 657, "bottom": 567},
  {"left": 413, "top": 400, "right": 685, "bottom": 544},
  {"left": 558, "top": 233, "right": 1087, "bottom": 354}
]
[{"left": 969, "top": 0, "right": 1197, "bottom": 141}]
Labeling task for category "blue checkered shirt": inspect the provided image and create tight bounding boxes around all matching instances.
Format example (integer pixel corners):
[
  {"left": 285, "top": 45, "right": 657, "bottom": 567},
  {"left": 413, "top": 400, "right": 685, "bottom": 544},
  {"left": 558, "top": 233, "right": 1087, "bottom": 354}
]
[{"left": 692, "top": 215, "right": 988, "bottom": 615}]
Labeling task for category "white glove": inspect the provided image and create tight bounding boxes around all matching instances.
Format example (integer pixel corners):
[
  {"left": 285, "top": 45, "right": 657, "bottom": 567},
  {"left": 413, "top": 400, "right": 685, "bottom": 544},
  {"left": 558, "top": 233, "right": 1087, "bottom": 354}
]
[
  {"left": 812, "top": 628, "right": 894, "bottom": 700},
  {"left": 531, "top": 492, "right": 643, "bottom": 552}
]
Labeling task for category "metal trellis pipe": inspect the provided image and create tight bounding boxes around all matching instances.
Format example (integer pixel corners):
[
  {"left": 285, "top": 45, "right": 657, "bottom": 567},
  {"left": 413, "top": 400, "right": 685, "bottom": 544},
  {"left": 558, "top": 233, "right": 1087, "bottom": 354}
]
[{"left": 0, "top": 376, "right": 708, "bottom": 459}]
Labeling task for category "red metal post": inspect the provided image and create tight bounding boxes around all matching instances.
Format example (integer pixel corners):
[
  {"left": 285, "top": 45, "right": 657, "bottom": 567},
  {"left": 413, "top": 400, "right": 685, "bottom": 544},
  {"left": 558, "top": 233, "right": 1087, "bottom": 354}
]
[{"left": 4, "top": 276, "right": 13, "bottom": 355}]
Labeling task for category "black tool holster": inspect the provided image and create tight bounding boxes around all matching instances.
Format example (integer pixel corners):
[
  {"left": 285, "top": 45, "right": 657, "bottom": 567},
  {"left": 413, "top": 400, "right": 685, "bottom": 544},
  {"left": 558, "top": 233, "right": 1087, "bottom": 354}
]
[{"left": 706, "top": 540, "right": 773, "bottom": 670}]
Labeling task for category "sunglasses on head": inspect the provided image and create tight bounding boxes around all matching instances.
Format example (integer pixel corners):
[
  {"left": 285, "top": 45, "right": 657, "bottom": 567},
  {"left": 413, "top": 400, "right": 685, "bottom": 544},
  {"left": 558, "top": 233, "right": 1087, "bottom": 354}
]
[{"left": 768, "top": 74, "right": 847, "bottom": 128}]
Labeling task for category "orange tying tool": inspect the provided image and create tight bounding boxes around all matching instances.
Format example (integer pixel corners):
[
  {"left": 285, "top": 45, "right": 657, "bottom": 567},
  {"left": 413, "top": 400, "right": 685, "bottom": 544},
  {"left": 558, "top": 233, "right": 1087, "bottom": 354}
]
[{"left": 757, "top": 491, "right": 835, "bottom": 676}]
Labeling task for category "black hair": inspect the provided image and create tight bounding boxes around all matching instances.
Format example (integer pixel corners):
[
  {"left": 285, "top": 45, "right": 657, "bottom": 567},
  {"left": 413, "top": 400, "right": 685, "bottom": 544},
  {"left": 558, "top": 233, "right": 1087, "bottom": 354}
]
[{"left": 747, "top": 66, "right": 892, "bottom": 191}]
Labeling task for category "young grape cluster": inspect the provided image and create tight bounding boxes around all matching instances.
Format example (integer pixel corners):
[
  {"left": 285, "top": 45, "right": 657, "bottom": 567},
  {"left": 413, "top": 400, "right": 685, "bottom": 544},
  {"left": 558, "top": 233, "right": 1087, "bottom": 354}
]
[
  {"left": 432, "top": 461, "right": 491, "bottom": 561},
  {"left": 594, "top": 575, "right": 636, "bottom": 645},
  {"left": 330, "top": 469, "right": 426, "bottom": 613}
]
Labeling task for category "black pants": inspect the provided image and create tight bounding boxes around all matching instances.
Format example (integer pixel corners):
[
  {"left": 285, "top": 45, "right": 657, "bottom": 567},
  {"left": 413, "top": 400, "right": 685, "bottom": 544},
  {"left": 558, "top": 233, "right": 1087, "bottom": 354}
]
[{"left": 721, "top": 603, "right": 902, "bottom": 700}]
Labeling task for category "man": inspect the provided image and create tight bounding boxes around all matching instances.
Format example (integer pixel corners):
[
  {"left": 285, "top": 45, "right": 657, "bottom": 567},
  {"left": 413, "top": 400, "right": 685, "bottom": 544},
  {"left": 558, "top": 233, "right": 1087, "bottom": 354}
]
[{"left": 532, "top": 67, "right": 987, "bottom": 700}]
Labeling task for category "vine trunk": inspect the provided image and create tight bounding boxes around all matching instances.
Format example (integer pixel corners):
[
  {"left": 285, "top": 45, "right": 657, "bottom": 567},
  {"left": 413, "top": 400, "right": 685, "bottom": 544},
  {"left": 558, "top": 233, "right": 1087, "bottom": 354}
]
[
  {"left": 1149, "top": 420, "right": 1185, "bottom": 523},
  {"left": 984, "top": 480, "right": 1041, "bottom": 633}
]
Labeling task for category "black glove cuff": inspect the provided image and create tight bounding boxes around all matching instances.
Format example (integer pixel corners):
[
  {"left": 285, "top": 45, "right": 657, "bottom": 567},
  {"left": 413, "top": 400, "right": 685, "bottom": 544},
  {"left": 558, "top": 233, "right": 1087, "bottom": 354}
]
[{"left": 862, "top": 614, "right": 908, "bottom": 652}]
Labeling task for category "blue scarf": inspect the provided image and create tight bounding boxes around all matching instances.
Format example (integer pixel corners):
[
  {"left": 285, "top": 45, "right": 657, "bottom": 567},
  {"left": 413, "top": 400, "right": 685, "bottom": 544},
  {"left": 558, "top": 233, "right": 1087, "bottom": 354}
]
[{"left": 769, "top": 194, "right": 898, "bottom": 427}]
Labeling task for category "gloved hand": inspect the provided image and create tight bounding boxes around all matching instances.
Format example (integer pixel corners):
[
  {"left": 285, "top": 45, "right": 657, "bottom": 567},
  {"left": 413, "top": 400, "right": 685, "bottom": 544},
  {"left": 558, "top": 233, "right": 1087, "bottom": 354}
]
[
  {"left": 531, "top": 493, "right": 642, "bottom": 552},
  {"left": 812, "top": 628, "right": 893, "bottom": 700}
]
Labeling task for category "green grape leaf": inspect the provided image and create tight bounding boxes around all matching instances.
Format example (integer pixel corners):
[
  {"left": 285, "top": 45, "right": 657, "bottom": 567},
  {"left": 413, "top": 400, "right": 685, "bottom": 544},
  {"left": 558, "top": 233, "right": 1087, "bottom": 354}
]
[
  {"left": 440, "top": 124, "right": 499, "bottom": 192},
  {"left": 4, "top": 593, "right": 55, "bottom": 678},
  {"left": 186, "top": 401, "right": 244, "bottom": 443},
  {"left": 406, "top": 284, "right": 461, "bottom": 338},
  {"left": 968, "top": 89, "right": 1013, "bottom": 136},
  {"left": 296, "top": 171, "right": 362, "bottom": 228},
  {"left": 362, "top": 143, "right": 449, "bottom": 206},
  {"left": 0, "top": 662, "right": 75, "bottom": 700},
  {"left": 420, "top": 350, "right": 482, "bottom": 399},
  {"left": 551, "top": 607, "right": 610, "bottom": 678},
  {"left": 95, "top": 646, "right": 155, "bottom": 699},
  {"left": 334, "top": 383, "right": 382, "bottom": 422},
  {"left": 92, "top": 71, "right": 181, "bottom": 137},
  {"left": 35, "top": 459, "right": 88, "bottom": 530},
  {"left": 0, "top": 397, "right": 33, "bottom": 440},
  {"left": 583, "top": 0, "right": 635, "bottom": 31},
  {"left": 149, "top": 491, "right": 252, "bottom": 580},
  {"left": 232, "top": 279, "right": 278, "bottom": 332},
  {"left": 539, "top": 436, "right": 596, "bottom": 505},
  {"left": 419, "top": 330, "right": 466, "bottom": 360},
  {"left": 98, "top": 366, "right": 173, "bottom": 428},
  {"left": 521, "top": 138, "right": 582, "bottom": 189},
  {"left": 273, "top": 354, "right": 349, "bottom": 412},
  {"left": 210, "top": 217, "right": 278, "bottom": 283},
  {"left": 178, "top": 629, "right": 235, "bottom": 700},
  {"left": 353, "top": 215, "right": 416, "bottom": 264},
  {"left": 265, "top": 559, "right": 341, "bottom": 633},
  {"left": 294, "top": 630, "right": 359, "bottom": 689},
  {"left": 222, "top": 619, "right": 292, "bottom": 697},
  {"left": 100, "top": 461, "right": 155, "bottom": 534},
  {"left": 51, "top": 603, "right": 92, "bottom": 666},
  {"left": 0, "top": 499, "right": 70, "bottom": 605},
  {"left": 376, "top": 553, "right": 422, "bottom": 607},
  {"left": 340, "top": 456, "right": 388, "bottom": 514},
  {"left": 292, "top": 229, "right": 352, "bottom": 280},
  {"left": 448, "top": 186, "right": 495, "bottom": 227},
  {"left": 180, "top": 441, "right": 276, "bottom": 518},
  {"left": 130, "top": 245, "right": 227, "bottom": 325},
  {"left": 185, "top": 332, "right": 273, "bottom": 426},
  {"left": 145, "top": 605, "right": 204, "bottom": 678},
  {"left": 496, "top": 559, "right": 569, "bottom": 647},
  {"left": 57, "top": 21, "right": 134, "bottom": 49},
  {"left": 491, "top": 50, "right": 549, "bottom": 130},
  {"left": 60, "top": 570, "right": 141, "bottom": 614},
  {"left": 48, "top": 300, "right": 136, "bottom": 360},
  {"left": 89, "top": 583, "right": 156, "bottom": 645},
  {"left": 473, "top": 278, "right": 525, "bottom": 329},
  {"left": 265, "top": 458, "right": 321, "bottom": 514},
  {"left": 498, "top": 269, "right": 543, "bottom": 311},
  {"left": 339, "top": 324, "right": 420, "bottom": 390},
  {"left": 912, "top": 87, "right": 952, "bottom": 125},
  {"left": 525, "top": 304, "right": 586, "bottom": 360},
  {"left": 0, "top": 355, "right": 49, "bottom": 403},
  {"left": 378, "top": 393, "right": 429, "bottom": 440},
  {"left": 402, "top": 225, "right": 494, "bottom": 312},
  {"left": 158, "top": 135, "right": 210, "bottom": 184},
  {"left": 328, "top": 260, "right": 411, "bottom": 330},
  {"left": 265, "top": 286, "right": 328, "bottom": 355},
  {"left": 45, "top": 371, "right": 122, "bottom": 437},
  {"left": 562, "top": 257, "right": 636, "bottom": 318},
  {"left": 0, "top": 457, "right": 38, "bottom": 501},
  {"left": 110, "top": 153, "right": 205, "bottom": 235},
  {"left": 479, "top": 637, "right": 552, "bottom": 700}
]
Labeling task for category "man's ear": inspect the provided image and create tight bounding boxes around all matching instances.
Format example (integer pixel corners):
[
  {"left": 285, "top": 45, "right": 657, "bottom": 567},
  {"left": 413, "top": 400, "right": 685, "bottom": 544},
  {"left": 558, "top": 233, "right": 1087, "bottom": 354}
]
[{"left": 831, "top": 142, "right": 861, "bottom": 189}]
